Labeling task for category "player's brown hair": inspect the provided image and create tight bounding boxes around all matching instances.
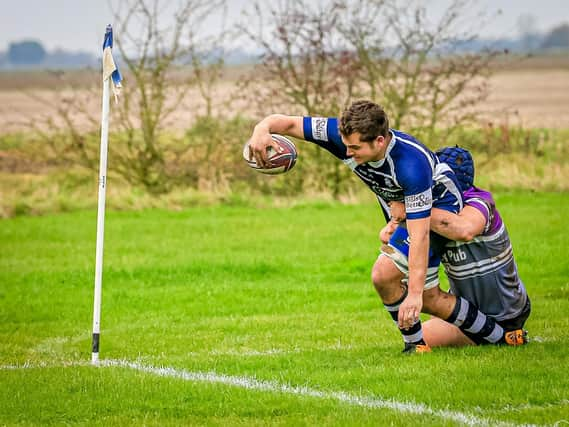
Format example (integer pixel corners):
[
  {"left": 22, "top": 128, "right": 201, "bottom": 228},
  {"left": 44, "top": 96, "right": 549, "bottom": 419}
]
[{"left": 339, "top": 100, "right": 390, "bottom": 142}]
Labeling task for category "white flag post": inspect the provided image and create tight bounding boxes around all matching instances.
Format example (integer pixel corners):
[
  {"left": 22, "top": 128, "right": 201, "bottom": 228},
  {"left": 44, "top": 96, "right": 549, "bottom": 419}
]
[{"left": 92, "top": 24, "right": 122, "bottom": 365}]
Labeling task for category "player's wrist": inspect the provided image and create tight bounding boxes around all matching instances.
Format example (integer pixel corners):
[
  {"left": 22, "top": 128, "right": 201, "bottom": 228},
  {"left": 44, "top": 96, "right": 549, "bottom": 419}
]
[
  {"left": 254, "top": 120, "right": 271, "bottom": 135},
  {"left": 407, "top": 289, "right": 422, "bottom": 298},
  {"left": 406, "top": 279, "right": 424, "bottom": 297}
]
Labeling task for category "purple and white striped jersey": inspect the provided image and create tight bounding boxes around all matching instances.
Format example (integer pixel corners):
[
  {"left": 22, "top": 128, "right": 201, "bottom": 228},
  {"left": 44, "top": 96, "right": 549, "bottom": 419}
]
[
  {"left": 302, "top": 117, "right": 463, "bottom": 220},
  {"left": 441, "top": 187, "right": 529, "bottom": 321}
]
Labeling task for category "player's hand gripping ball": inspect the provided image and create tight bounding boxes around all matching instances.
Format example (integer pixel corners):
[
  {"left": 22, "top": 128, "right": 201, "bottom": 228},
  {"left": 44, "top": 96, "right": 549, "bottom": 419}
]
[{"left": 243, "top": 134, "right": 297, "bottom": 175}]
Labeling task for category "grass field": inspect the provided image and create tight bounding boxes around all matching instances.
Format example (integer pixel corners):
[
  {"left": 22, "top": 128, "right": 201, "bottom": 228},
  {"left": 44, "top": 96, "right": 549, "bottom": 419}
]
[{"left": 1, "top": 193, "right": 569, "bottom": 426}]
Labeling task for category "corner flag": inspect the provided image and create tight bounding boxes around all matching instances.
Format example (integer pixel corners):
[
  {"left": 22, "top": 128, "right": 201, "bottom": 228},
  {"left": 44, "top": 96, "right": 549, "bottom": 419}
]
[
  {"left": 92, "top": 24, "right": 122, "bottom": 365},
  {"left": 102, "top": 24, "right": 123, "bottom": 102}
]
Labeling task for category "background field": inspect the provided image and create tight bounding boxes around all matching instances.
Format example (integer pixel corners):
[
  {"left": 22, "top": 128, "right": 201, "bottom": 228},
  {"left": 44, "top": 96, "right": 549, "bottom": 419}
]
[
  {"left": 1, "top": 193, "right": 568, "bottom": 426},
  {"left": 1, "top": 54, "right": 569, "bottom": 219},
  {"left": 1, "top": 55, "right": 569, "bottom": 132}
]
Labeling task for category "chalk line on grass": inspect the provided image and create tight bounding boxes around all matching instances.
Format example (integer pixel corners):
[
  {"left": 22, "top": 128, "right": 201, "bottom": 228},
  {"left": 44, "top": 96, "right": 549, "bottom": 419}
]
[
  {"left": 1, "top": 359, "right": 542, "bottom": 427},
  {"left": 102, "top": 359, "right": 534, "bottom": 427}
]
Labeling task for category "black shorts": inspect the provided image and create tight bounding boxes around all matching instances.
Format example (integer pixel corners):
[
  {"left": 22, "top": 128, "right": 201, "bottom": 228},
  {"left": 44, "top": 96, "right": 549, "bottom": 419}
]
[{"left": 496, "top": 297, "right": 531, "bottom": 331}]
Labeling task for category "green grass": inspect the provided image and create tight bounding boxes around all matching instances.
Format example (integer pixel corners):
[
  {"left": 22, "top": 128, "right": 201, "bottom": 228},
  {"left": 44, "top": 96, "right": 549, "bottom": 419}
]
[{"left": 1, "top": 194, "right": 569, "bottom": 426}]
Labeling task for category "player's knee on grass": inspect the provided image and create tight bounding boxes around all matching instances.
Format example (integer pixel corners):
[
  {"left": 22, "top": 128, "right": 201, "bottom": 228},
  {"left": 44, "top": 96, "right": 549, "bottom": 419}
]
[
  {"left": 423, "top": 317, "right": 476, "bottom": 347},
  {"left": 371, "top": 255, "right": 406, "bottom": 303}
]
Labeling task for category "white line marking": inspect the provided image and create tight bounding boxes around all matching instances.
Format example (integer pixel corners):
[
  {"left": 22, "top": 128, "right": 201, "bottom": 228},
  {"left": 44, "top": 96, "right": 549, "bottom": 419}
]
[
  {"left": 102, "top": 359, "right": 533, "bottom": 427},
  {"left": 1, "top": 359, "right": 541, "bottom": 427}
]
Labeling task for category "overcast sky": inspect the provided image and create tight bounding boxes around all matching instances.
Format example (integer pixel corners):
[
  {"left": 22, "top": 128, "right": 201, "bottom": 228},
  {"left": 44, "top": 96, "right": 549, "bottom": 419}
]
[{"left": 0, "top": 0, "right": 567, "bottom": 54}]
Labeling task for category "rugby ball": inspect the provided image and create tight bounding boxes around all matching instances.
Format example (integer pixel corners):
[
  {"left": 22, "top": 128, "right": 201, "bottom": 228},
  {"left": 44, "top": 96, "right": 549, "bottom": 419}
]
[{"left": 243, "top": 134, "right": 297, "bottom": 175}]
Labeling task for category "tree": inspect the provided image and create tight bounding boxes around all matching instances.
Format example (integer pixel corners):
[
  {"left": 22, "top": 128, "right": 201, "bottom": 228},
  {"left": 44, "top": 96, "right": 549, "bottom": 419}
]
[
  {"left": 240, "top": 1, "right": 367, "bottom": 118},
  {"left": 239, "top": 0, "right": 371, "bottom": 197},
  {"left": 240, "top": 0, "right": 502, "bottom": 196},
  {"left": 28, "top": 0, "right": 230, "bottom": 193},
  {"left": 108, "top": 0, "right": 228, "bottom": 192},
  {"left": 346, "top": 0, "right": 501, "bottom": 141},
  {"left": 8, "top": 40, "right": 46, "bottom": 65}
]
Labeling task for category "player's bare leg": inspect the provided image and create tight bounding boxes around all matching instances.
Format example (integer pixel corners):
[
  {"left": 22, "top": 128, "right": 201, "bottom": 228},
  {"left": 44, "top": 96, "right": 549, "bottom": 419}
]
[
  {"left": 371, "top": 256, "right": 526, "bottom": 349},
  {"left": 421, "top": 286, "right": 526, "bottom": 346},
  {"left": 422, "top": 317, "right": 475, "bottom": 347},
  {"left": 371, "top": 254, "right": 406, "bottom": 303},
  {"left": 371, "top": 255, "right": 430, "bottom": 353},
  {"left": 422, "top": 286, "right": 456, "bottom": 318}
]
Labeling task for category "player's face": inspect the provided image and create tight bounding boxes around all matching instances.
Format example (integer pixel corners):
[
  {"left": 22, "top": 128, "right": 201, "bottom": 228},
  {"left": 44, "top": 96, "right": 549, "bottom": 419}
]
[{"left": 343, "top": 133, "right": 384, "bottom": 164}]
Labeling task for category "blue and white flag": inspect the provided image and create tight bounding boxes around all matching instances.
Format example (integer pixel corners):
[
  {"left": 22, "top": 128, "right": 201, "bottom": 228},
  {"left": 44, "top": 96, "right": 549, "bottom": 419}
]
[{"left": 102, "top": 24, "right": 122, "bottom": 101}]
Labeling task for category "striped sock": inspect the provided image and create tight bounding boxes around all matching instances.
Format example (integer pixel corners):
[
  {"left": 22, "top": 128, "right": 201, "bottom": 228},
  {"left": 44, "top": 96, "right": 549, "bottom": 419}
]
[
  {"left": 384, "top": 291, "right": 426, "bottom": 345},
  {"left": 446, "top": 297, "right": 504, "bottom": 344}
]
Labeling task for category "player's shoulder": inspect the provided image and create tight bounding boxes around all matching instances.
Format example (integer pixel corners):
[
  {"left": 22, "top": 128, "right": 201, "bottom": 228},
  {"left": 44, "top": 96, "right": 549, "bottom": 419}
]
[
  {"left": 389, "top": 129, "right": 436, "bottom": 166},
  {"left": 391, "top": 129, "right": 420, "bottom": 144},
  {"left": 464, "top": 186, "right": 495, "bottom": 207},
  {"left": 463, "top": 186, "right": 497, "bottom": 232},
  {"left": 391, "top": 130, "right": 432, "bottom": 154}
]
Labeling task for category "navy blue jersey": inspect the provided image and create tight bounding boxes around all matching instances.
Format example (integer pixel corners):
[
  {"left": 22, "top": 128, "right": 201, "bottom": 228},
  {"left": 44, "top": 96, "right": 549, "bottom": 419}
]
[{"left": 303, "top": 117, "right": 462, "bottom": 221}]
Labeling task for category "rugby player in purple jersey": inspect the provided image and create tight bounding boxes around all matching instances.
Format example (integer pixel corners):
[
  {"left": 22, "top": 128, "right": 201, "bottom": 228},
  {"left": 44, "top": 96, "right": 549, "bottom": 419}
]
[
  {"left": 249, "top": 101, "right": 526, "bottom": 353},
  {"left": 385, "top": 147, "right": 530, "bottom": 347},
  {"left": 425, "top": 147, "right": 530, "bottom": 346}
]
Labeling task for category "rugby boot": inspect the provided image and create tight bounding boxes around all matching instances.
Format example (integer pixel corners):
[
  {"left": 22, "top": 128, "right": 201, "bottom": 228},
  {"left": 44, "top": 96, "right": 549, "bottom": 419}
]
[
  {"left": 504, "top": 329, "right": 528, "bottom": 346},
  {"left": 402, "top": 343, "right": 432, "bottom": 354}
]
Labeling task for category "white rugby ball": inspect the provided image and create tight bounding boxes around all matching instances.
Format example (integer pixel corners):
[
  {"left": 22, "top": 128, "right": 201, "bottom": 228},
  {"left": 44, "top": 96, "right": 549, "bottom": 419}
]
[{"left": 243, "top": 134, "right": 298, "bottom": 175}]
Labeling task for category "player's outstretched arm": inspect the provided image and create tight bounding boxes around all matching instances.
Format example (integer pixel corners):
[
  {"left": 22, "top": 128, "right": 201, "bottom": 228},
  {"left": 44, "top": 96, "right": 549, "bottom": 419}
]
[
  {"left": 250, "top": 115, "right": 304, "bottom": 167},
  {"left": 431, "top": 206, "right": 486, "bottom": 241}
]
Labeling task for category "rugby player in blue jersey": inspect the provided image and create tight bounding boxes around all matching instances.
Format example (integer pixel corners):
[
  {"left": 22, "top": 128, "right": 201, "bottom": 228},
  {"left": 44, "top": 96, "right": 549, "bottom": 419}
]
[{"left": 249, "top": 100, "right": 525, "bottom": 353}]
